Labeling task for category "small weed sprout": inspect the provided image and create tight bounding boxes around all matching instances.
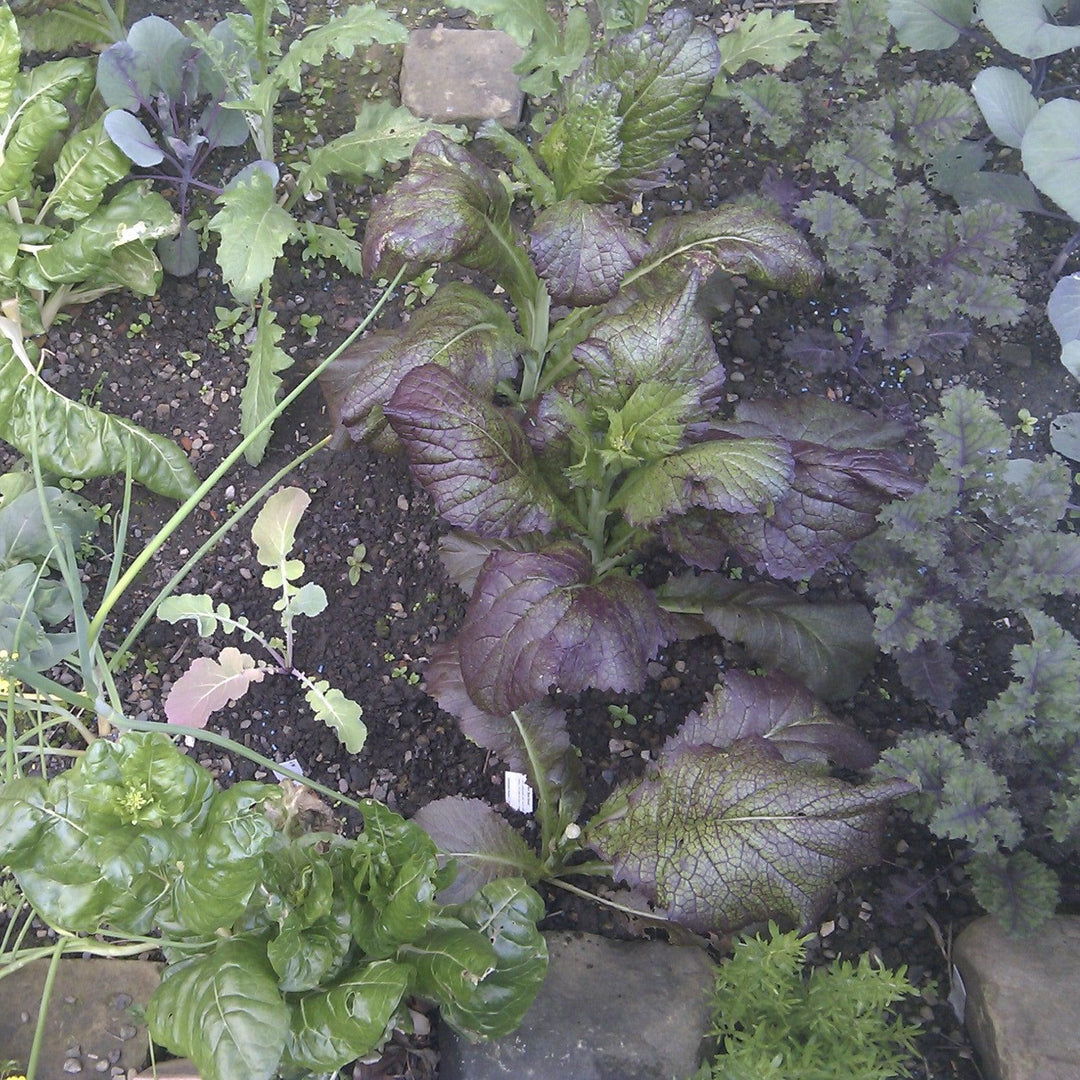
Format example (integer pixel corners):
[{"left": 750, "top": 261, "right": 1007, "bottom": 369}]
[{"left": 347, "top": 543, "right": 373, "bottom": 584}]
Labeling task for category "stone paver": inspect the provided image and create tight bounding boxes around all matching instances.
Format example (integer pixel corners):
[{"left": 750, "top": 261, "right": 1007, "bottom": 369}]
[
  {"left": 439, "top": 930, "right": 718, "bottom": 1080},
  {"left": 0, "top": 957, "right": 162, "bottom": 1079},
  {"left": 400, "top": 28, "right": 524, "bottom": 127},
  {"left": 954, "top": 914, "right": 1080, "bottom": 1080}
]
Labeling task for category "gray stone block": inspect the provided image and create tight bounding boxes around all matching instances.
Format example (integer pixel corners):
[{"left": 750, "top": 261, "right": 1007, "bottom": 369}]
[
  {"left": 954, "top": 914, "right": 1080, "bottom": 1080},
  {"left": 0, "top": 957, "right": 162, "bottom": 1079},
  {"left": 401, "top": 28, "right": 524, "bottom": 127},
  {"left": 439, "top": 930, "right": 718, "bottom": 1080}
]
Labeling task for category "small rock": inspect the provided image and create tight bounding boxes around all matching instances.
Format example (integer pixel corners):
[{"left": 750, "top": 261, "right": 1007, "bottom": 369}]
[{"left": 63, "top": 1060, "right": 83, "bottom": 1074}]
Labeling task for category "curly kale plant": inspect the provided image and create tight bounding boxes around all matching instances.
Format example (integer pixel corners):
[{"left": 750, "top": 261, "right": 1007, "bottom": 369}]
[
  {"left": 857, "top": 386, "right": 1080, "bottom": 933},
  {"left": 720, "top": 0, "right": 1026, "bottom": 369},
  {"left": 322, "top": 9, "right": 920, "bottom": 714},
  {"left": 0, "top": 732, "right": 548, "bottom": 1080}
]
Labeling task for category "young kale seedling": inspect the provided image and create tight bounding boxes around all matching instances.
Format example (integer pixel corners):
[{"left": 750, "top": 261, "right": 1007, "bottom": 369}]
[{"left": 159, "top": 486, "right": 366, "bottom": 752}]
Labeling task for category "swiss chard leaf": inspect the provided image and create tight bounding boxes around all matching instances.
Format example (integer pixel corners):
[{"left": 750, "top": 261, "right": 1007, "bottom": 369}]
[
  {"left": 588, "top": 740, "right": 911, "bottom": 931},
  {"left": 457, "top": 541, "right": 680, "bottom": 713},
  {"left": 385, "top": 364, "right": 564, "bottom": 537}
]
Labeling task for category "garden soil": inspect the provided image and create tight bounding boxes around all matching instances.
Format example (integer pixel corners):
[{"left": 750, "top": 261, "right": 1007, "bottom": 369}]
[{"left": 7, "top": 1, "right": 1080, "bottom": 1077}]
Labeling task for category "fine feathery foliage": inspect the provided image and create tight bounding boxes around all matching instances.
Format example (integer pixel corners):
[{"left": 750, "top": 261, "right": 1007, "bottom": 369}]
[
  {"left": 691, "top": 922, "right": 921, "bottom": 1080},
  {"left": 859, "top": 386, "right": 1080, "bottom": 932}
]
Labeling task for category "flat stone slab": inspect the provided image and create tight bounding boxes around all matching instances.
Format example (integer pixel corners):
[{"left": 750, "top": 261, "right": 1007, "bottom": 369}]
[
  {"left": 954, "top": 915, "right": 1080, "bottom": 1080},
  {"left": 0, "top": 957, "right": 162, "bottom": 1079},
  {"left": 439, "top": 930, "right": 717, "bottom": 1080},
  {"left": 401, "top": 28, "right": 524, "bottom": 127}
]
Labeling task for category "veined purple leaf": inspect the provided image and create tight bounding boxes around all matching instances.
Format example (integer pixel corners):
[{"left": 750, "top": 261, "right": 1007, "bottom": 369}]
[
  {"left": 588, "top": 740, "right": 912, "bottom": 932},
  {"left": 529, "top": 199, "right": 647, "bottom": 306},
  {"left": 731, "top": 394, "right": 912, "bottom": 450},
  {"left": 573, "top": 273, "right": 723, "bottom": 415},
  {"left": 385, "top": 365, "right": 562, "bottom": 537},
  {"left": 658, "top": 573, "right": 876, "bottom": 700},
  {"left": 610, "top": 436, "right": 794, "bottom": 526},
  {"left": 457, "top": 542, "right": 679, "bottom": 714},
  {"left": 361, "top": 133, "right": 532, "bottom": 296},
  {"left": 412, "top": 797, "right": 543, "bottom": 904},
  {"left": 893, "top": 641, "right": 960, "bottom": 712},
  {"left": 318, "top": 283, "right": 521, "bottom": 450},
  {"left": 667, "top": 669, "right": 876, "bottom": 769},
  {"left": 164, "top": 648, "right": 265, "bottom": 728},
  {"left": 439, "top": 531, "right": 546, "bottom": 595},
  {"left": 783, "top": 327, "right": 852, "bottom": 375},
  {"left": 645, "top": 205, "right": 823, "bottom": 296}
]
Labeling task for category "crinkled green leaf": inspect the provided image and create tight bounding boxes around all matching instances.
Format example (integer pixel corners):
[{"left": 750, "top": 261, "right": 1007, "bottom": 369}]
[
  {"left": 529, "top": 198, "right": 647, "bottom": 305},
  {"left": 610, "top": 435, "right": 794, "bottom": 526},
  {"left": 893, "top": 79, "right": 977, "bottom": 162},
  {"left": 1021, "top": 99, "right": 1080, "bottom": 222},
  {"left": 730, "top": 72, "right": 804, "bottom": 148},
  {"left": 658, "top": 573, "right": 876, "bottom": 699},
  {"left": 164, "top": 647, "right": 265, "bottom": 729},
  {"left": 0, "top": 4, "right": 18, "bottom": 118},
  {"left": 538, "top": 82, "right": 622, "bottom": 202},
  {"left": 923, "top": 384, "right": 1011, "bottom": 482},
  {"left": 283, "top": 959, "right": 410, "bottom": 1071},
  {"left": 970, "top": 850, "right": 1061, "bottom": 936},
  {"left": 0, "top": 342, "right": 199, "bottom": 501},
  {"left": 47, "top": 115, "right": 131, "bottom": 219},
  {"left": 147, "top": 937, "right": 288, "bottom": 1080},
  {"left": 304, "top": 680, "right": 367, "bottom": 753},
  {"left": 437, "top": 878, "right": 548, "bottom": 1038},
  {"left": 209, "top": 168, "right": 299, "bottom": 304},
  {"left": 458, "top": 541, "right": 680, "bottom": 713},
  {"left": 412, "top": 796, "right": 544, "bottom": 903},
  {"left": 887, "top": 0, "right": 973, "bottom": 50},
  {"left": 980, "top": 0, "right": 1080, "bottom": 59},
  {"left": 384, "top": 364, "right": 562, "bottom": 538},
  {"left": 591, "top": 740, "right": 911, "bottom": 932},
  {"left": 669, "top": 669, "right": 876, "bottom": 769}
]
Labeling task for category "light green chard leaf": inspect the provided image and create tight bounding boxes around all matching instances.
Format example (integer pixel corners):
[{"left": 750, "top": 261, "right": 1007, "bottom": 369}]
[
  {"left": 589, "top": 740, "right": 911, "bottom": 932},
  {"left": 437, "top": 877, "right": 548, "bottom": 1039},
  {"left": 406, "top": 924, "right": 498, "bottom": 1010},
  {"left": 0, "top": 95, "right": 68, "bottom": 204},
  {"left": 887, "top": 0, "right": 974, "bottom": 50},
  {"left": 284, "top": 959, "right": 410, "bottom": 1071},
  {"left": 0, "top": 3, "right": 18, "bottom": 119},
  {"left": 148, "top": 937, "right": 289, "bottom": 1080},
  {"left": 210, "top": 167, "right": 299, "bottom": 304},
  {"left": 979, "top": 0, "right": 1080, "bottom": 60},
  {"left": 1021, "top": 99, "right": 1080, "bottom": 222},
  {"left": 46, "top": 115, "right": 131, "bottom": 220},
  {"left": 0, "top": 342, "right": 199, "bottom": 500},
  {"left": 303, "top": 680, "right": 367, "bottom": 753},
  {"left": 241, "top": 299, "right": 291, "bottom": 465},
  {"left": 971, "top": 66, "right": 1039, "bottom": 150},
  {"left": 297, "top": 102, "right": 464, "bottom": 196}
]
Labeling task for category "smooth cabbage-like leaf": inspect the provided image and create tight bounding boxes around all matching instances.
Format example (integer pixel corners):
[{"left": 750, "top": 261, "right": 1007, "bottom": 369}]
[
  {"left": 971, "top": 67, "right": 1039, "bottom": 150},
  {"left": 588, "top": 740, "right": 912, "bottom": 932},
  {"left": 1048, "top": 273, "right": 1080, "bottom": 380},
  {"left": 668, "top": 669, "right": 876, "bottom": 768},
  {"left": 529, "top": 198, "right": 647, "bottom": 305},
  {"left": 320, "top": 283, "right": 522, "bottom": 449},
  {"left": 385, "top": 364, "right": 562, "bottom": 537},
  {"left": 980, "top": 0, "right": 1080, "bottom": 60},
  {"left": 457, "top": 542, "right": 680, "bottom": 713},
  {"left": 886, "top": 0, "right": 973, "bottom": 50},
  {"left": 1022, "top": 99, "right": 1080, "bottom": 222},
  {"left": 412, "top": 796, "right": 544, "bottom": 902}
]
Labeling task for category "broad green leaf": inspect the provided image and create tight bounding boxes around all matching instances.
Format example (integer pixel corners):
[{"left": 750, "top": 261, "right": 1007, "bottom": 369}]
[
  {"left": 887, "top": 0, "right": 974, "bottom": 49},
  {"left": 0, "top": 484, "right": 95, "bottom": 566},
  {"left": 589, "top": 741, "right": 912, "bottom": 932},
  {"left": 971, "top": 66, "right": 1039, "bottom": 149},
  {"left": 0, "top": 4, "right": 20, "bottom": 119},
  {"left": 384, "top": 364, "right": 562, "bottom": 538},
  {"left": 611, "top": 437, "right": 794, "bottom": 526},
  {"left": 163, "top": 647, "right": 266, "bottom": 729},
  {"left": 297, "top": 102, "right": 463, "bottom": 195},
  {"left": 1049, "top": 272, "right": 1080, "bottom": 380},
  {"left": 147, "top": 937, "right": 289, "bottom": 1080},
  {"left": 304, "top": 679, "right": 367, "bottom": 753},
  {"left": 0, "top": 342, "right": 199, "bottom": 500},
  {"left": 1021, "top": 99, "right": 1080, "bottom": 222},
  {"left": 407, "top": 924, "right": 498, "bottom": 1010},
  {"left": 716, "top": 9, "right": 818, "bottom": 78},
  {"left": 284, "top": 959, "right": 410, "bottom": 1071},
  {"left": 658, "top": 574, "right": 876, "bottom": 699},
  {"left": 0, "top": 95, "right": 68, "bottom": 204},
  {"left": 438, "top": 877, "right": 548, "bottom": 1039},
  {"left": 252, "top": 486, "right": 309, "bottom": 567},
  {"left": 47, "top": 115, "right": 132, "bottom": 219},
  {"left": 240, "top": 301, "right": 292, "bottom": 465},
  {"left": 539, "top": 83, "right": 622, "bottom": 202},
  {"left": 979, "top": 0, "right": 1080, "bottom": 59},
  {"left": 412, "top": 796, "right": 545, "bottom": 902},
  {"left": 209, "top": 168, "right": 299, "bottom": 304}
]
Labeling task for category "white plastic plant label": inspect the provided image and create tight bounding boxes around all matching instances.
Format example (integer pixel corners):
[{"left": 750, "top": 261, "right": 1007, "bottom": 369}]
[
  {"left": 505, "top": 771, "right": 534, "bottom": 814},
  {"left": 273, "top": 757, "right": 305, "bottom": 780}
]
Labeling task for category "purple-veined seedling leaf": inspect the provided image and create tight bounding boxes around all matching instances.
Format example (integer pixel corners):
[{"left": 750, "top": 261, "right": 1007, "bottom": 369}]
[
  {"left": 924, "top": 385, "right": 1011, "bottom": 481},
  {"left": 456, "top": 542, "right": 680, "bottom": 714},
  {"left": 319, "top": 283, "right": 522, "bottom": 451},
  {"left": 164, "top": 647, "right": 265, "bottom": 728},
  {"left": 303, "top": 680, "right": 366, "bottom": 753},
  {"left": 385, "top": 365, "right": 562, "bottom": 538},
  {"left": 529, "top": 199, "right": 647, "bottom": 306},
  {"left": 667, "top": 669, "right": 876, "bottom": 769},
  {"left": 610, "top": 435, "right": 793, "bottom": 526},
  {"left": 588, "top": 740, "right": 913, "bottom": 932},
  {"left": 658, "top": 573, "right": 876, "bottom": 700},
  {"left": 412, "top": 796, "right": 544, "bottom": 903},
  {"left": 644, "top": 204, "right": 823, "bottom": 297}
]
